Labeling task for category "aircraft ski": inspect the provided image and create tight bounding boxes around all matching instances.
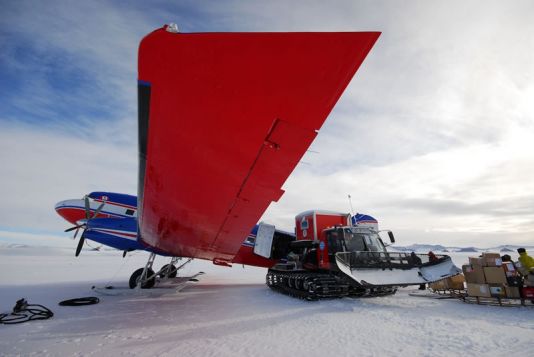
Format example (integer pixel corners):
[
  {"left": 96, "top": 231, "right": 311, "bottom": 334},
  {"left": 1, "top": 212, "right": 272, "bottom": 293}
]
[
  {"left": 92, "top": 272, "right": 205, "bottom": 297},
  {"left": 335, "top": 252, "right": 461, "bottom": 286}
]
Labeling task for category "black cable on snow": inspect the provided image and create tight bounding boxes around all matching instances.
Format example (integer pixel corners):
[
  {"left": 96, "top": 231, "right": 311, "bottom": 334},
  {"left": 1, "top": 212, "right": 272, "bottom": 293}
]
[
  {"left": 58, "top": 297, "right": 100, "bottom": 306},
  {"left": 0, "top": 298, "right": 54, "bottom": 325}
]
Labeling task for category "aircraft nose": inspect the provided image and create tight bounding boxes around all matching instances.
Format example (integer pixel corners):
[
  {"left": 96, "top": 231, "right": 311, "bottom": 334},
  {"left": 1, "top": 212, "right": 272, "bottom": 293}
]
[
  {"left": 54, "top": 198, "right": 86, "bottom": 225},
  {"left": 55, "top": 200, "right": 68, "bottom": 211}
]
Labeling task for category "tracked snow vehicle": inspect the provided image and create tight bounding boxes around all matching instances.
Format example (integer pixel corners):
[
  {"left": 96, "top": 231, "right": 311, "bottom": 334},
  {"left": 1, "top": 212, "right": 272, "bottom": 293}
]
[{"left": 258, "top": 210, "right": 460, "bottom": 300}]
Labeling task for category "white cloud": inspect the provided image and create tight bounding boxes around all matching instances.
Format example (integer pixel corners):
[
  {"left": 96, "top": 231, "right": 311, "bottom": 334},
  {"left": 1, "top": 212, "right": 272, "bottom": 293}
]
[
  {"left": 0, "top": 1, "right": 145, "bottom": 236},
  {"left": 0, "top": 229, "right": 72, "bottom": 248},
  {"left": 265, "top": 121, "right": 534, "bottom": 246},
  {"left": 0, "top": 122, "right": 137, "bottom": 232}
]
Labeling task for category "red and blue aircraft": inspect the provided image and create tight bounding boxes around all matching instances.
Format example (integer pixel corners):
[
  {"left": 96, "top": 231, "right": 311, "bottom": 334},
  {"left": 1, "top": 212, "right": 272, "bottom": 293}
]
[
  {"left": 55, "top": 191, "right": 379, "bottom": 288},
  {"left": 55, "top": 191, "right": 294, "bottom": 267},
  {"left": 55, "top": 25, "right": 381, "bottom": 288}
]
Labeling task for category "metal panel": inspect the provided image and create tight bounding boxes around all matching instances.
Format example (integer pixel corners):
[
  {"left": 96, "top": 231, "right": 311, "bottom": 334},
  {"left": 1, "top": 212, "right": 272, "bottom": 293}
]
[{"left": 253, "top": 223, "right": 276, "bottom": 258}]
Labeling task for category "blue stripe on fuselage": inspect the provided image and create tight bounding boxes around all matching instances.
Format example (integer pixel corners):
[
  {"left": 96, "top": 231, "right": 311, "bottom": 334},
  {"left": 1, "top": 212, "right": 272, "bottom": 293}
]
[
  {"left": 83, "top": 229, "right": 143, "bottom": 251},
  {"left": 88, "top": 192, "right": 137, "bottom": 208}
]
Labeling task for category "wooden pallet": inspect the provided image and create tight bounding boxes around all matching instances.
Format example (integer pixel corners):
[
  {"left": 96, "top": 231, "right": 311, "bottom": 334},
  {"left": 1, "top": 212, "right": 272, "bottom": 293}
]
[
  {"left": 460, "top": 295, "right": 534, "bottom": 307},
  {"left": 409, "top": 288, "right": 466, "bottom": 299},
  {"left": 427, "top": 288, "right": 534, "bottom": 307},
  {"left": 429, "top": 288, "right": 467, "bottom": 298}
]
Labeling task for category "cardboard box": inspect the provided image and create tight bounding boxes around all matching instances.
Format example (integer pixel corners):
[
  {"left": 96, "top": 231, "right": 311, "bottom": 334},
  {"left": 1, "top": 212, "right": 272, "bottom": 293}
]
[
  {"left": 462, "top": 264, "right": 473, "bottom": 274},
  {"left": 522, "top": 287, "right": 534, "bottom": 299},
  {"left": 483, "top": 266, "right": 507, "bottom": 284},
  {"left": 462, "top": 264, "right": 486, "bottom": 284},
  {"left": 448, "top": 274, "right": 465, "bottom": 290},
  {"left": 430, "top": 279, "right": 449, "bottom": 290},
  {"left": 466, "top": 283, "right": 491, "bottom": 298},
  {"left": 469, "top": 256, "right": 484, "bottom": 266},
  {"left": 489, "top": 284, "right": 505, "bottom": 298},
  {"left": 482, "top": 253, "right": 502, "bottom": 267},
  {"left": 505, "top": 285, "right": 521, "bottom": 299}
]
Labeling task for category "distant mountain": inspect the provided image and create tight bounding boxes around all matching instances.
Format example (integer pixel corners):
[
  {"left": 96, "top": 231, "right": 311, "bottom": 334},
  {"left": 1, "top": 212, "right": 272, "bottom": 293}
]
[
  {"left": 457, "top": 247, "right": 478, "bottom": 252},
  {"left": 0, "top": 243, "right": 30, "bottom": 249},
  {"left": 491, "top": 244, "right": 534, "bottom": 252},
  {"left": 391, "top": 244, "right": 448, "bottom": 252},
  {"left": 391, "top": 244, "right": 534, "bottom": 253}
]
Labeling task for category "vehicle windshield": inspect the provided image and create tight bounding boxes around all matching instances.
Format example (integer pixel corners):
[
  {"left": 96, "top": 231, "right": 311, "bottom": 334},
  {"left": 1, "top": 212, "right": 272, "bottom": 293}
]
[
  {"left": 343, "top": 229, "right": 366, "bottom": 251},
  {"left": 344, "top": 228, "right": 386, "bottom": 253}
]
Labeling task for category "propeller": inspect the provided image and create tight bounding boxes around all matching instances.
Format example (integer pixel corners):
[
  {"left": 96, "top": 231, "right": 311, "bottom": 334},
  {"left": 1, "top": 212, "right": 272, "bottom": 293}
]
[
  {"left": 64, "top": 195, "right": 107, "bottom": 257},
  {"left": 65, "top": 220, "right": 85, "bottom": 241},
  {"left": 75, "top": 233, "right": 85, "bottom": 257}
]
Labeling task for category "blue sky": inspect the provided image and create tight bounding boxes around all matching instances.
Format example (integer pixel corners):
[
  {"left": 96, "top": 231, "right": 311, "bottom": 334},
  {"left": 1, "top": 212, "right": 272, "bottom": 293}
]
[{"left": 1, "top": 1, "right": 534, "bottom": 248}]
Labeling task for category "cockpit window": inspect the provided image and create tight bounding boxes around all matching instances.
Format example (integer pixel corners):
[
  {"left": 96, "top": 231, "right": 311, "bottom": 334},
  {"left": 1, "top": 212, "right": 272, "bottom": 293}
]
[
  {"left": 366, "top": 234, "right": 386, "bottom": 252},
  {"left": 327, "top": 231, "right": 345, "bottom": 254},
  {"left": 345, "top": 228, "right": 385, "bottom": 252},
  {"left": 343, "top": 229, "right": 366, "bottom": 252}
]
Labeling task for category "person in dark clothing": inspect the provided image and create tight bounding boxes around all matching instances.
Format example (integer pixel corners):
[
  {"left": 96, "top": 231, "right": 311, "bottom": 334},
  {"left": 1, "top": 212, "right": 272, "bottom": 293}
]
[
  {"left": 410, "top": 251, "right": 422, "bottom": 265},
  {"left": 428, "top": 251, "right": 438, "bottom": 262},
  {"left": 410, "top": 252, "right": 426, "bottom": 290}
]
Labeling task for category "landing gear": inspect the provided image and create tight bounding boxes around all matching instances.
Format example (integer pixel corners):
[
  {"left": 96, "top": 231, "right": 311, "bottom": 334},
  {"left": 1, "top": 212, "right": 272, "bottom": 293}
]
[
  {"left": 159, "top": 257, "right": 181, "bottom": 278},
  {"left": 129, "top": 267, "right": 156, "bottom": 289},
  {"left": 129, "top": 252, "right": 157, "bottom": 289},
  {"left": 160, "top": 264, "right": 178, "bottom": 278},
  {"left": 128, "top": 254, "right": 193, "bottom": 289}
]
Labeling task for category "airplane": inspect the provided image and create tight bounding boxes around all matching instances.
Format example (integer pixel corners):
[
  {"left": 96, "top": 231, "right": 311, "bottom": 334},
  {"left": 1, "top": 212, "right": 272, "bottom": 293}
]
[
  {"left": 55, "top": 191, "right": 295, "bottom": 288},
  {"left": 55, "top": 25, "right": 460, "bottom": 297}
]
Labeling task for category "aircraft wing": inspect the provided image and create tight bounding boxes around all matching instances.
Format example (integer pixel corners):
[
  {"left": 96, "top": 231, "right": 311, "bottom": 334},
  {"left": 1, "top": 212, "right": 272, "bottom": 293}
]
[{"left": 137, "top": 26, "right": 379, "bottom": 262}]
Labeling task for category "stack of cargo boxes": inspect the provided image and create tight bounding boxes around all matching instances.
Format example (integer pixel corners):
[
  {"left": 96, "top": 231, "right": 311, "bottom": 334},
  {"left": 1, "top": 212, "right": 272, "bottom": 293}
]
[
  {"left": 429, "top": 274, "right": 465, "bottom": 291},
  {"left": 463, "top": 253, "right": 522, "bottom": 299}
]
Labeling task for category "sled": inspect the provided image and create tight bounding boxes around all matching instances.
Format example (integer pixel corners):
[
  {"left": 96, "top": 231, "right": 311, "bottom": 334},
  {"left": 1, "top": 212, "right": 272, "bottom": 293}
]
[{"left": 92, "top": 272, "right": 204, "bottom": 297}]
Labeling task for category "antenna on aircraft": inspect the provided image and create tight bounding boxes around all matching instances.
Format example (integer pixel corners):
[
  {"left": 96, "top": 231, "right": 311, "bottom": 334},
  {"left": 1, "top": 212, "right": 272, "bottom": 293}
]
[
  {"left": 348, "top": 194, "right": 355, "bottom": 217},
  {"left": 166, "top": 23, "right": 179, "bottom": 33}
]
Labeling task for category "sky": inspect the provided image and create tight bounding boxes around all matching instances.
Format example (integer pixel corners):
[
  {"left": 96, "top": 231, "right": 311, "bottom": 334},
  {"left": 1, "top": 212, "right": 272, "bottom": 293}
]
[{"left": 1, "top": 0, "right": 534, "bottom": 248}]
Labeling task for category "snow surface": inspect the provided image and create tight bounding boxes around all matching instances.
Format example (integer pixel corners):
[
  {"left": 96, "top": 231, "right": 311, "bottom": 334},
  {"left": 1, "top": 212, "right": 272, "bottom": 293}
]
[{"left": 1, "top": 247, "right": 533, "bottom": 356}]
